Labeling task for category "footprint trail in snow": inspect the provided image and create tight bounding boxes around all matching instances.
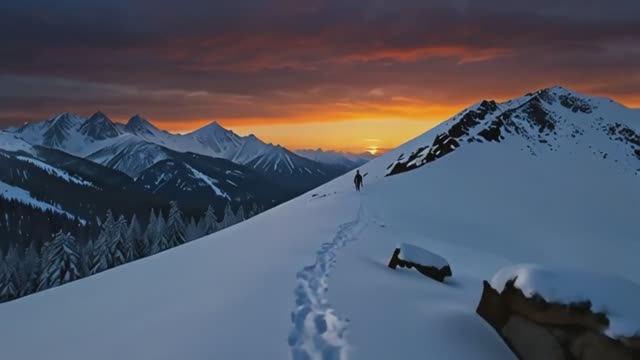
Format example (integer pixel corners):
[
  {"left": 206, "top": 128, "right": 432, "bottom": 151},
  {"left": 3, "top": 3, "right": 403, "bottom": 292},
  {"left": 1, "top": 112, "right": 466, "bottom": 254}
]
[{"left": 288, "top": 203, "right": 366, "bottom": 360}]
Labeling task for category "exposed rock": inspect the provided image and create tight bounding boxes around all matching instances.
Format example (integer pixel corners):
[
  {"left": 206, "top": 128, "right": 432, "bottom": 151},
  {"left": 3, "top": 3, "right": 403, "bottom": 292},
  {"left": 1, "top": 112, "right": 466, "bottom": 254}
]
[
  {"left": 502, "top": 315, "right": 566, "bottom": 360},
  {"left": 570, "top": 332, "right": 633, "bottom": 360}
]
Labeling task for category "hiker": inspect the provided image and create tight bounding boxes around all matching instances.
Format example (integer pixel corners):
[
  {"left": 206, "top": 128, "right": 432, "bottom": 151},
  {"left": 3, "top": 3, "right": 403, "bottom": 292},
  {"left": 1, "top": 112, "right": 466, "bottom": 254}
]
[{"left": 354, "top": 170, "right": 363, "bottom": 191}]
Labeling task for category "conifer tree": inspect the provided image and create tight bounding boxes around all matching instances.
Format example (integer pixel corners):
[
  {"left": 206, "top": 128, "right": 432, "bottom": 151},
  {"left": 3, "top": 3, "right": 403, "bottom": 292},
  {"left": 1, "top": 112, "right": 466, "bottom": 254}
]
[
  {"left": 203, "top": 205, "right": 218, "bottom": 234},
  {"left": 38, "top": 231, "right": 81, "bottom": 290},
  {"left": 110, "top": 215, "right": 129, "bottom": 266},
  {"left": 185, "top": 217, "right": 199, "bottom": 241},
  {"left": 90, "top": 209, "right": 115, "bottom": 274},
  {"left": 127, "top": 214, "right": 143, "bottom": 261},
  {"left": 162, "top": 201, "right": 186, "bottom": 250},
  {"left": 221, "top": 202, "right": 236, "bottom": 228},
  {"left": 0, "top": 247, "right": 19, "bottom": 302},
  {"left": 17, "top": 242, "right": 40, "bottom": 297}
]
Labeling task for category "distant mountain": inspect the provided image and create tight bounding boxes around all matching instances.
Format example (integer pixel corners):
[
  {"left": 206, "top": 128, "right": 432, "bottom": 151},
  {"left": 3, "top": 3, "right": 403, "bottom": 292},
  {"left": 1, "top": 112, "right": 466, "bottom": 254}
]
[
  {"left": 295, "top": 148, "right": 375, "bottom": 170},
  {"left": 77, "top": 111, "right": 120, "bottom": 141},
  {"left": 245, "top": 145, "right": 346, "bottom": 194},
  {"left": 136, "top": 152, "right": 291, "bottom": 210}
]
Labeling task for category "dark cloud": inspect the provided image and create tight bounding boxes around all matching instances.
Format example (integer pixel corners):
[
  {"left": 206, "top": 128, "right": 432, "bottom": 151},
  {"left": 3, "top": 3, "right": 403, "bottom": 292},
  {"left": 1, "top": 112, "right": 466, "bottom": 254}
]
[{"left": 0, "top": 0, "right": 639, "bottom": 128}]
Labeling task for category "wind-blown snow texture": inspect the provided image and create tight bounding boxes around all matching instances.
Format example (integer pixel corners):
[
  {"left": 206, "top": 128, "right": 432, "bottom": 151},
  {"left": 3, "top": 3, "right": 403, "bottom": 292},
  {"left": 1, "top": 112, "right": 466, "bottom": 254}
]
[{"left": 0, "top": 87, "right": 637, "bottom": 360}]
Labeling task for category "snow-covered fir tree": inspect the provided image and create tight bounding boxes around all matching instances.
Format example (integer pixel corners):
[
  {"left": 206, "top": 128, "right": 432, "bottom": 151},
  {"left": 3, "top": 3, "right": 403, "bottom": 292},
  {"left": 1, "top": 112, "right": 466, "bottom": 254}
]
[
  {"left": 0, "top": 247, "right": 20, "bottom": 302},
  {"left": 16, "top": 242, "right": 40, "bottom": 297},
  {"left": 127, "top": 214, "right": 144, "bottom": 260},
  {"left": 144, "top": 208, "right": 158, "bottom": 256},
  {"left": 235, "top": 205, "right": 246, "bottom": 223},
  {"left": 203, "top": 205, "right": 218, "bottom": 234},
  {"left": 110, "top": 215, "right": 129, "bottom": 266},
  {"left": 90, "top": 209, "right": 116, "bottom": 275},
  {"left": 221, "top": 202, "right": 236, "bottom": 229},
  {"left": 161, "top": 201, "right": 186, "bottom": 250},
  {"left": 38, "top": 231, "right": 81, "bottom": 290},
  {"left": 185, "top": 217, "right": 199, "bottom": 241},
  {"left": 149, "top": 209, "right": 166, "bottom": 255}
]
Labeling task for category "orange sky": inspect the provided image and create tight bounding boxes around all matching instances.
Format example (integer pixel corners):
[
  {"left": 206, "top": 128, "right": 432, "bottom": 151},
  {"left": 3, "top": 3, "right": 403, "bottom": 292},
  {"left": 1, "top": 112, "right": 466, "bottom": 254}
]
[{"left": 153, "top": 92, "right": 639, "bottom": 154}]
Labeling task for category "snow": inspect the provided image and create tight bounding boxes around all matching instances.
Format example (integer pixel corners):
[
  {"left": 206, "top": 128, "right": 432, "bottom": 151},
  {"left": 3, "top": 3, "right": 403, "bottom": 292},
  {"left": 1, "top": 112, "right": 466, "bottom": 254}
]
[
  {"left": 0, "top": 131, "right": 34, "bottom": 153},
  {"left": 0, "top": 181, "right": 84, "bottom": 223},
  {"left": 398, "top": 243, "right": 449, "bottom": 269},
  {"left": 16, "top": 156, "right": 96, "bottom": 188},
  {"left": 296, "top": 149, "right": 374, "bottom": 167},
  {"left": 185, "top": 164, "right": 231, "bottom": 200},
  {"left": 491, "top": 264, "right": 640, "bottom": 338},
  {"left": 0, "top": 88, "right": 637, "bottom": 360}
]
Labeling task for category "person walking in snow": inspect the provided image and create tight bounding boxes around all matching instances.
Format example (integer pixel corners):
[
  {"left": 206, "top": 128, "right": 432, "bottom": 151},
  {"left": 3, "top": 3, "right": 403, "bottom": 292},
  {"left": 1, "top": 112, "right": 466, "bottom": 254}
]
[{"left": 354, "top": 170, "right": 363, "bottom": 191}]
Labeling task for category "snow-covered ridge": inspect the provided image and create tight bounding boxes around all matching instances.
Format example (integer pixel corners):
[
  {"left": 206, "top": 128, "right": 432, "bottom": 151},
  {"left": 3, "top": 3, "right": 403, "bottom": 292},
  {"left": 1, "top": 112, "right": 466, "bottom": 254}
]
[
  {"left": 387, "top": 86, "right": 640, "bottom": 176},
  {"left": 184, "top": 164, "right": 231, "bottom": 200},
  {"left": 15, "top": 156, "right": 96, "bottom": 188},
  {"left": 0, "top": 181, "right": 84, "bottom": 223}
]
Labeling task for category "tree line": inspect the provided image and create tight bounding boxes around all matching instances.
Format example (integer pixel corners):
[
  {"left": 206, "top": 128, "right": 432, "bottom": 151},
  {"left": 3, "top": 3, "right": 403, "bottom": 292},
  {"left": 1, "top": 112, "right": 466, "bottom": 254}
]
[{"left": 0, "top": 201, "right": 261, "bottom": 303}]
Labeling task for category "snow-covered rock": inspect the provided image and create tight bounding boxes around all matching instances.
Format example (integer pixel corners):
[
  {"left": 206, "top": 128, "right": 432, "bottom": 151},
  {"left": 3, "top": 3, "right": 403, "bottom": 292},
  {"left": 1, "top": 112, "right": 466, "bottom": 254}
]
[
  {"left": 388, "top": 243, "right": 452, "bottom": 282},
  {"left": 490, "top": 264, "right": 640, "bottom": 338},
  {"left": 477, "top": 265, "right": 640, "bottom": 360}
]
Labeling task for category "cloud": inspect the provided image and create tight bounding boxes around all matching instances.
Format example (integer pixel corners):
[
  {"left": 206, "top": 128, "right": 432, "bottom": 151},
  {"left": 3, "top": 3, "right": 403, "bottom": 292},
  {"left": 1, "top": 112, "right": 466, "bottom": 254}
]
[{"left": 0, "top": 0, "right": 639, "bottom": 129}]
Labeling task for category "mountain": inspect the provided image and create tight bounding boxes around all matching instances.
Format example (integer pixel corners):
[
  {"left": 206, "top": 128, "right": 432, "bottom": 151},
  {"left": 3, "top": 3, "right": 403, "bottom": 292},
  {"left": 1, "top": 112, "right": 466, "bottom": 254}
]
[
  {"left": 84, "top": 136, "right": 174, "bottom": 177},
  {"left": 2, "top": 87, "right": 637, "bottom": 359},
  {"left": 387, "top": 86, "right": 640, "bottom": 176},
  {"left": 135, "top": 152, "right": 291, "bottom": 211},
  {"left": 296, "top": 148, "right": 375, "bottom": 170},
  {"left": 0, "top": 146, "right": 166, "bottom": 251},
  {"left": 245, "top": 144, "right": 346, "bottom": 194},
  {"left": 77, "top": 111, "right": 120, "bottom": 141}
]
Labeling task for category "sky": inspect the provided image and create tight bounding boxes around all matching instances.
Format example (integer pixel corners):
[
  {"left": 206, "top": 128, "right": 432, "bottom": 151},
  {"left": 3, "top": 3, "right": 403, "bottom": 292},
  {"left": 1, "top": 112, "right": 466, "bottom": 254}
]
[{"left": 1, "top": 0, "right": 639, "bottom": 154}]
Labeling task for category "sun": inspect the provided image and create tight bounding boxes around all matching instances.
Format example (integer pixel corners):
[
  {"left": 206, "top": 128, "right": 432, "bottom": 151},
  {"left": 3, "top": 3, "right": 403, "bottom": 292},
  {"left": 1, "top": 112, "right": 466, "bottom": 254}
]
[{"left": 366, "top": 145, "right": 379, "bottom": 155}]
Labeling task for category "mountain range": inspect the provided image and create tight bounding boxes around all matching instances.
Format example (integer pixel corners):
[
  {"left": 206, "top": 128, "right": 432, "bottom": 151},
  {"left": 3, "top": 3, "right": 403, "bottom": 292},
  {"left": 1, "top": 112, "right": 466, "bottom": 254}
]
[{"left": 10, "top": 112, "right": 365, "bottom": 181}]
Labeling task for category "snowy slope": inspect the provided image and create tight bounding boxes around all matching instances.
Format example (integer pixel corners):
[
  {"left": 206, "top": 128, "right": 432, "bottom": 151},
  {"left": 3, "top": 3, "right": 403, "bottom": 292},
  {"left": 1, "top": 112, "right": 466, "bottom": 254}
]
[
  {"left": 0, "top": 87, "right": 638, "bottom": 360},
  {"left": 0, "top": 130, "right": 35, "bottom": 154},
  {"left": 0, "top": 180, "right": 83, "bottom": 222}
]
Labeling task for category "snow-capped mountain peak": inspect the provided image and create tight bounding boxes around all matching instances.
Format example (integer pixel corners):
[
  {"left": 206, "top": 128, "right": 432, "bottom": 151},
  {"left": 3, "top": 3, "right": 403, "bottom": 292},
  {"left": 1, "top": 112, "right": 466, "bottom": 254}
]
[
  {"left": 124, "top": 115, "right": 160, "bottom": 136},
  {"left": 188, "top": 121, "right": 243, "bottom": 156},
  {"left": 78, "top": 111, "right": 120, "bottom": 141},
  {"left": 40, "top": 112, "right": 85, "bottom": 147}
]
